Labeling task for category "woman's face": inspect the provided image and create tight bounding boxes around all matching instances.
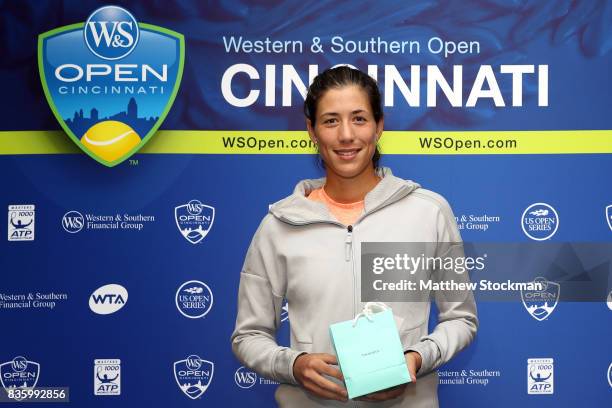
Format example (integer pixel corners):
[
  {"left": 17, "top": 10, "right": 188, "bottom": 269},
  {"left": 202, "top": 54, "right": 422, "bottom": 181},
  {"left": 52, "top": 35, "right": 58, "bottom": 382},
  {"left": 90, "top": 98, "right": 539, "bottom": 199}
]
[{"left": 307, "top": 85, "right": 383, "bottom": 179}]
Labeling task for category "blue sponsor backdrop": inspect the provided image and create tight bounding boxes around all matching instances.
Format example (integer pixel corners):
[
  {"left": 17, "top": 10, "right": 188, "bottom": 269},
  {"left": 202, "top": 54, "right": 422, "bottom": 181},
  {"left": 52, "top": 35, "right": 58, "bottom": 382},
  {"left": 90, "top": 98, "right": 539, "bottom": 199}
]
[{"left": 1, "top": 1, "right": 611, "bottom": 407}]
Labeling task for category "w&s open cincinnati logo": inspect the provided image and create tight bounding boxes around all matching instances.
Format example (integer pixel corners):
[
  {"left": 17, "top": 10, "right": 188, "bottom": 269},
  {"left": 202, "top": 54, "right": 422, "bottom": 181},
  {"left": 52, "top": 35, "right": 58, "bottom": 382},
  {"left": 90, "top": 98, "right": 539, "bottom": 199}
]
[{"left": 38, "top": 6, "right": 184, "bottom": 167}]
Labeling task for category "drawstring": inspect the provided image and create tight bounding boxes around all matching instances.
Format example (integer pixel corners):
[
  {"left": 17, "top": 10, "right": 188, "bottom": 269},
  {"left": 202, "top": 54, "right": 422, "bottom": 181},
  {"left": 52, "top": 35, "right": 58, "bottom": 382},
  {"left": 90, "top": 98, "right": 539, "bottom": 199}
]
[{"left": 352, "top": 302, "right": 388, "bottom": 327}]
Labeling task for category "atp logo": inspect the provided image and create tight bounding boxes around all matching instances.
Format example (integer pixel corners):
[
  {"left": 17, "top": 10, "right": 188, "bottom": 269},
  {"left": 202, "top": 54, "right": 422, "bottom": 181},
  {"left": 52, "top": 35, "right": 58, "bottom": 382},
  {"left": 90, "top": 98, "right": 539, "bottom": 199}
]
[
  {"left": 38, "top": 6, "right": 184, "bottom": 166},
  {"left": 94, "top": 359, "right": 121, "bottom": 396},
  {"left": 527, "top": 358, "right": 553, "bottom": 394}
]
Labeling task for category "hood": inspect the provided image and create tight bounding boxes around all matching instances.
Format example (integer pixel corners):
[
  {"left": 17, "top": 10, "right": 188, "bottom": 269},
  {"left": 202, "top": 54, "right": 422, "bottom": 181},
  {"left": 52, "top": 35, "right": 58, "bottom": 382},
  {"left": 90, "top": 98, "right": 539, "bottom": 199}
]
[{"left": 269, "top": 167, "right": 421, "bottom": 225}]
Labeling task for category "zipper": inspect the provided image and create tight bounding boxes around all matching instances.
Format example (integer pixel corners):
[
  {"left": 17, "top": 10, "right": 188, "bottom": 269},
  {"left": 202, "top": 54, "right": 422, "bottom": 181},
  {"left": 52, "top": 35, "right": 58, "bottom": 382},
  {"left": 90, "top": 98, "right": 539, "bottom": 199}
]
[
  {"left": 278, "top": 218, "right": 363, "bottom": 406},
  {"left": 345, "top": 225, "right": 353, "bottom": 262},
  {"left": 347, "top": 225, "right": 357, "bottom": 408},
  {"left": 347, "top": 225, "right": 357, "bottom": 331}
]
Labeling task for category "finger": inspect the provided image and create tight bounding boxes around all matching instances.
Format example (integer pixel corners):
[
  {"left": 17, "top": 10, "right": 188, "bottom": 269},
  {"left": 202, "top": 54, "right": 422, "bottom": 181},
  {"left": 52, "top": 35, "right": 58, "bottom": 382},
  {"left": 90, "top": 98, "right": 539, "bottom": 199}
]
[
  {"left": 407, "top": 363, "right": 417, "bottom": 383},
  {"left": 304, "top": 382, "right": 348, "bottom": 402},
  {"left": 356, "top": 395, "right": 378, "bottom": 402},
  {"left": 309, "top": 370, "right": 348, "bottom": 398},
  {"left": 317, "top": 361, "right": 344, "bottom": 382},
  {"left": 317, "top": 353, "right": 338, "bottom": 365},
  {"left": 358, "top": 385, "right": 406, "bottom": 401}
]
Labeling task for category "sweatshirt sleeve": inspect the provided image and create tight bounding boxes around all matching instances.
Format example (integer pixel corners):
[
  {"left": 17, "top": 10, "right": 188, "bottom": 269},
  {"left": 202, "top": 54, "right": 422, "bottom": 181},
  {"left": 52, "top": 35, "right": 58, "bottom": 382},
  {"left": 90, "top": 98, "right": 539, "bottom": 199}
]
[
  {"left": 230, "top": 216, "right": 304, "bottom": 385},
  {"left": 405, "top": 197, "right": 479, "bottom": 376}
]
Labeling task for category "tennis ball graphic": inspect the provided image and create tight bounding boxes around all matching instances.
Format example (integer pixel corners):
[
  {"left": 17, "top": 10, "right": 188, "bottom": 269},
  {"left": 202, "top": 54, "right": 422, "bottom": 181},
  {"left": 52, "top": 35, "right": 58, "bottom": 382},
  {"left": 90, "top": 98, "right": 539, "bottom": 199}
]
[{"left": 81, "top": 120, "right": 141, "bottom": 162}]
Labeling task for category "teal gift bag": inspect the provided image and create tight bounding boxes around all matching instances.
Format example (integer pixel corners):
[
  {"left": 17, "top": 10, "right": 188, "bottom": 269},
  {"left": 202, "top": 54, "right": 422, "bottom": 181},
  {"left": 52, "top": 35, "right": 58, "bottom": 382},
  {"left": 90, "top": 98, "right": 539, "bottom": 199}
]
[{"left": 329, "top": 302, "right": 411, "bottom": 399}]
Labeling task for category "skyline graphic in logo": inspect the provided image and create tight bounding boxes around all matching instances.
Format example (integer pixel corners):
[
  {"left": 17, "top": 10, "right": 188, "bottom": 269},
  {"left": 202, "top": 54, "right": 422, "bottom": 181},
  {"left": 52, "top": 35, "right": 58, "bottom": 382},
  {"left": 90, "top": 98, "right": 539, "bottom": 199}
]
[
  {"left": 521, "top": 277, "right": 560, "bottom": 321},
  {"left": 0, "top": 356, "right": 40, "bottom": 395},
  {"left": 174, "top": 355, "right": 213, "bottom": 400},
  {"left": 8, "top": 205, "right": 35, "bottom": 242},
  {"left": 521, "top": 203, "right": 559, "bottom": 241},
  {"left": 175, "top": 200, "right": 215, "bottom": 244},
  {"left": 175, "top": 281, "right": 214, "bottom": 319},
  {"left": 38, "top": 6, "right": 184, "bottom": 167},
  {"left": 527, "top": 358, "right": 553, "bottom": 394}
]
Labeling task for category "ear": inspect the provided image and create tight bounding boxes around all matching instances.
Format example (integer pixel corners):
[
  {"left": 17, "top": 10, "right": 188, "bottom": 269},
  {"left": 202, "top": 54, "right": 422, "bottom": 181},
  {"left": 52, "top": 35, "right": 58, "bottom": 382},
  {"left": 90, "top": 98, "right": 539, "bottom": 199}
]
[
  {"left": 375, "top": 116, "right": 384, "bottom": 142},
  {"left": 306, "top": 119, "right": 317, "bottom": 144}
]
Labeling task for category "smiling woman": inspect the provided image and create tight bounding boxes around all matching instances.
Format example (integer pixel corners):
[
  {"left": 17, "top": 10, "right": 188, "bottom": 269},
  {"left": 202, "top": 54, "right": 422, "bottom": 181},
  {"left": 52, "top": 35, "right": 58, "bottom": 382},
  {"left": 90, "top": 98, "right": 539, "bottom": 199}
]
[
  {"left": 303, "top": 68, "right": 383, "bottom": 203},
  {"left": 231, "top": 66, "right": 478, "bottom": 408}
]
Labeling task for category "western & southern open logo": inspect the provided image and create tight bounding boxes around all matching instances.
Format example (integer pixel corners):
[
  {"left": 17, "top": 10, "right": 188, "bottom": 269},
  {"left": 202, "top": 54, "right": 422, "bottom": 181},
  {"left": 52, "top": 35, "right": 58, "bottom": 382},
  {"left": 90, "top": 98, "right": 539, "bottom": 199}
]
[{"left": 38, "top": 6, "right": 184, "bottom": 166}]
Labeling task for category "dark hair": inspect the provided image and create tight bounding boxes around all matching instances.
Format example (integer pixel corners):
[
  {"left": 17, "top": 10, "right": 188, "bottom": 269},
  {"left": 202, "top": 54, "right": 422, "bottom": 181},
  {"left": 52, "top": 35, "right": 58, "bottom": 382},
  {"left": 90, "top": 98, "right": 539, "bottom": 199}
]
[{"left": 304, "top": 66, "right": 383, "bottom": 169}]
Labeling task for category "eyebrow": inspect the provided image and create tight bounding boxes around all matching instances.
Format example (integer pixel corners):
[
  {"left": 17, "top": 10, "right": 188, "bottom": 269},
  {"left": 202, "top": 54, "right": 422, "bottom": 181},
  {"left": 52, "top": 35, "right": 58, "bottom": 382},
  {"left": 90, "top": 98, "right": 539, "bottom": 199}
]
[{"left": 320, "top": 109, "right": 367, "bottom": 117}]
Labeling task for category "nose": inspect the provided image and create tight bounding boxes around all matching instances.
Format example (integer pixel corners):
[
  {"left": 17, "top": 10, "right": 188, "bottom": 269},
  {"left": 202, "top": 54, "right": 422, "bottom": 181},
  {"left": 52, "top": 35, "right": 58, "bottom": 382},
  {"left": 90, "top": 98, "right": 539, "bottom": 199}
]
[{"left": 338, "top": 120, "right": 354, "bottom": 144}]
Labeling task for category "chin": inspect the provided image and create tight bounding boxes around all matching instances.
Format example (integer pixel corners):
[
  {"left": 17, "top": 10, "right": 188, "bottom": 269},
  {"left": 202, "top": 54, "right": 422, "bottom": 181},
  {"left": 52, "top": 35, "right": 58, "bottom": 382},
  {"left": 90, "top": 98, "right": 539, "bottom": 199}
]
[{"left": 330, "top": 162, "right": 372, "bottom": 179}]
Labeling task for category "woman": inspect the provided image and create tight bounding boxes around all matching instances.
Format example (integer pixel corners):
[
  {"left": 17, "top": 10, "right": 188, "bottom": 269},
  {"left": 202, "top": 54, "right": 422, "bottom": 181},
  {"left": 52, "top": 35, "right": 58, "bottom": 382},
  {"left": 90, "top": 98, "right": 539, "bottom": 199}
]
[{"left": 231, "top": 66, "right": 478, "bottom": 407}]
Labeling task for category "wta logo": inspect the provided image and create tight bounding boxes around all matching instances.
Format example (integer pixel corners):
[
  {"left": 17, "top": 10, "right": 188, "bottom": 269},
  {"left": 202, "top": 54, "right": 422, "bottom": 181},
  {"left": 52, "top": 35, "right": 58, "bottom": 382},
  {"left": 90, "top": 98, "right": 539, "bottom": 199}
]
[
  {"left": 89, "top": 284, "right": 128, "bottom": 315},
  {"left": 38, "top": 6, "right": 184, "bottom": 167}
]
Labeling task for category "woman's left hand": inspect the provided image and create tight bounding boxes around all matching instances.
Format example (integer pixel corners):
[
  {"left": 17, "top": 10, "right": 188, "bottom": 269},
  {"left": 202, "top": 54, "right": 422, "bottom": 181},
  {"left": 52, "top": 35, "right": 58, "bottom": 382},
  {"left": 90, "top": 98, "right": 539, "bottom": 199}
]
[{"left": 354, "top": 351, "right": 422, "bottom": 402}]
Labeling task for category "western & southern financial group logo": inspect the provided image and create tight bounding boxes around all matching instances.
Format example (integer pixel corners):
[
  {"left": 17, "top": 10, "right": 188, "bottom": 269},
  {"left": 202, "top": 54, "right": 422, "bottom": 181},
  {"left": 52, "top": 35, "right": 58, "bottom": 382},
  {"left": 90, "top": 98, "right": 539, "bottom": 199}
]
[{"left": 38, "top": 6, "right": 185, "bottom": 167}]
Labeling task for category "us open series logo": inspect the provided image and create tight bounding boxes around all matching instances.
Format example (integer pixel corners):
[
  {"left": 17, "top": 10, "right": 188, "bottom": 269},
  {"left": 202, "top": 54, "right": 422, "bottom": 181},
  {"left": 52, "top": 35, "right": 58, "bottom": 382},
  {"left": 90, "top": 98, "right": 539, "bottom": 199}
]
[{"left": 38, "top": 6, "right": 184, "bottom": 166}]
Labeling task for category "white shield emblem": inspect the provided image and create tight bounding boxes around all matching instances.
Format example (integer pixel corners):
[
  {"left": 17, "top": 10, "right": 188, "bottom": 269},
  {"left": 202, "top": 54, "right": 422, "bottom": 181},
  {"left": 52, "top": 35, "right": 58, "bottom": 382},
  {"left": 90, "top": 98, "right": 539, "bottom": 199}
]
[
  {"left": 173, "top": 355, "right": 214, "bottom": 399},
  {"left": 0, "top": 357, "right": 40, "bottom": 401},
  {"left": 175, "top": 200, "right": 215, "bottom": 244},
  {"left": 521, "top": 277, "right": 560, "bottom": 321}
]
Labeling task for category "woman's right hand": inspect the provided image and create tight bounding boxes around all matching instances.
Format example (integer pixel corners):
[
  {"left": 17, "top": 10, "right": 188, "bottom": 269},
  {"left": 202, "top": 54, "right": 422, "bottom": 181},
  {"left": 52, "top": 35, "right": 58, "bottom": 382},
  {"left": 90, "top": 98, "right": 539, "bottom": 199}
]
[{"left": 292, "top": 353, "right": 348, "bottom": 402}]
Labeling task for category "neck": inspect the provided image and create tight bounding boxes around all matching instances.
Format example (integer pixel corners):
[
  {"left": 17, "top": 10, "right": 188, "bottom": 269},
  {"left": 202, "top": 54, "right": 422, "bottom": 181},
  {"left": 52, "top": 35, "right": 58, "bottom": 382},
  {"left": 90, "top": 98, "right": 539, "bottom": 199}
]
[{"left": 324, "top": 165, "right": 381, "bottom": 203}]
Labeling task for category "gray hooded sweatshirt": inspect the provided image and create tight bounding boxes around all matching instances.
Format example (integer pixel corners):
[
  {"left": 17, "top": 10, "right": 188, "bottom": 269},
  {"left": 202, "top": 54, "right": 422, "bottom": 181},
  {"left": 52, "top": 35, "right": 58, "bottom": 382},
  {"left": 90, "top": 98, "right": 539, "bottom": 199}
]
[{"left": 231, "top": 167, "right": 478, "bottom": 407}]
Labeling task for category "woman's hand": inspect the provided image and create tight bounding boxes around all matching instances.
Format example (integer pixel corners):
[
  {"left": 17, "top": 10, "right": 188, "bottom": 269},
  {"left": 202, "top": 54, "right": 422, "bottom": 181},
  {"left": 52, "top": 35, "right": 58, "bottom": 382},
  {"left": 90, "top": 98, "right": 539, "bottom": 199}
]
[
  {"left": 293, "top": 353, "right": 348, "bottom": 402},
  {"left": 355, "top": 351, "right": 422, "bottom": 403}
]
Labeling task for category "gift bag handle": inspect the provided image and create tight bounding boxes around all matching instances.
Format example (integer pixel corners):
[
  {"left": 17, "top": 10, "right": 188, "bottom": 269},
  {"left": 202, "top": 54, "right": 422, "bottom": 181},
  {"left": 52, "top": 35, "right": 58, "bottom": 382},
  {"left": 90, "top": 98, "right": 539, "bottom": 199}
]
[{"left": 352, "top": 302, "right": 389, "bottom": 327}]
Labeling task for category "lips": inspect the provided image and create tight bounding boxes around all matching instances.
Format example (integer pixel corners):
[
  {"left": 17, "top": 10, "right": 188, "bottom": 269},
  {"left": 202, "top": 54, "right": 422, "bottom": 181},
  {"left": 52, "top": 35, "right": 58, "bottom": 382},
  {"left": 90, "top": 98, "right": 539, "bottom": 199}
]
[{"left": 334, "top": 148, "right": 361, "bottom": 160}]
